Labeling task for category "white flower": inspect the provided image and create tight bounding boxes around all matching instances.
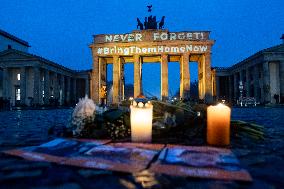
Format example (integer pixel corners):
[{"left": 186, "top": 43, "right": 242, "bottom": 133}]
[
  {"left": 72, "top": 95, "right": 96, "bottom": 118},
  {"left": 70, "top": 95, "right": 96, "bottom": 136}
]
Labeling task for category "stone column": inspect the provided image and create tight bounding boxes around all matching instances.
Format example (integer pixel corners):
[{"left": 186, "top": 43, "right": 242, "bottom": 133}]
[
  {"left": 280, "top": 61, "right": 284, "bottom": 103},
  {"left": 73, "top": 78, "right": 77, "bottom": 102},
  {"left": 99, "top": 58, "right": 107, "bottom": 104},
  {"left": 228, "top": 76, "right": 233, "bottom": 101},
  {"left": 233, "top": 73, "right": 238, "bottom": 101},
  {"left": 66, "top": 76, "right": 71, "bottom": 104},
  {"left": 215, "top": 76, "right": 220, "bottom": 99},
  {"left": 211, "top": 69, "right": 216, "bottom": 99},
  {"left": 134, "top": 55, "right": 142, "bottom": 98},
  {"left": 85, "top": 77, "right": 90, "bottom": 97},
  {"left": 239, "top": 70, "right": 243, "bottom": 83},
  {"left": 204, "top": 53, "right": 213, "bottom": 103},
  {"left": 89, "top": 75, "right": 93, "bottom": 101},
  {"left": 239, "top": 70, "right": 243, "bottom": 97},
  {"left": 33, "top": 67, "right": 40, "bottom": 105},
  {"left": 100, "top": 59, "right": 107, "bottom": 86},
  {"left": 161, "top": 54, "right": 168, "bottom": 101},
  {"left": 91, "top": 56, "right": 99, "bottom": 103},
  {"left": 263, "top": 62, "right": 270, "bottom": 103},
  {"left": 245, "top": 68, "right": 250, "bottom": 97},
  {"left": 44, "top": 70, "right": 50, "bottom": 104},
  {"left": 39, "top": 70, "right": 44, "bottom": 105},
  {"left": 120, "top": 58, "right": 125, "bottom": 101},
  {"left": 112, "top": 56, "right": 120, "bottom": 104},
  {"left": 198, "top": 60, "right": 203, "bottom": 100},
  {"left": 2, "top": 67, "right": 9, "bottom": 98},
  {"left": 253, "top": 66, "right": 259, "bottom": 101},
  {"left": 20, "top": 67, "right": 26, "bottom": 105},
  {"left": 180, "top": 53, "right": 190, "bottom": 100},
  {"left": 53, "top": 73, "right": 59, "bottom": 100},
  {"left": 60, "top": 75, "right": 65, "bottom": 105},
  {"left": 98, "top": 57, "right": 107, "bottom": 91}
]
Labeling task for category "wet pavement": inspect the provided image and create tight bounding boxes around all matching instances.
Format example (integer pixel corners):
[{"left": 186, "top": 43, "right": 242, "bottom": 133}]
[{"left": 0, "top": 107, "right": 283, "bottom": 188}]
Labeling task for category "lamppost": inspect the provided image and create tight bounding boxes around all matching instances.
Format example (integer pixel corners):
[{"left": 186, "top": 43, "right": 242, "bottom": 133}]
[{"left": 239, "top": 81, "right": 244, "bottom": 107}]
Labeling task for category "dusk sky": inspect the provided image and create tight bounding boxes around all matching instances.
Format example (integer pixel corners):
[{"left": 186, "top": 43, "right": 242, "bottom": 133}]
[{"left": 1, "top": 0, "right": 283, "bottom": 97}]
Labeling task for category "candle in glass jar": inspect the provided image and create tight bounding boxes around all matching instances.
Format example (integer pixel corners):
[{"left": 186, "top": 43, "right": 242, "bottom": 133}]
[
  {"left": 130, "top": 101, "right": 153, "bottom": 143},
  {"left": 207, "top": 103, "right": 231, "bottom": 146}
]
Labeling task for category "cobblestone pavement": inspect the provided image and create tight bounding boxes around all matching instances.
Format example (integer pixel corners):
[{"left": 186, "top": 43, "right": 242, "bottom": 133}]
[{"left": 0, "top": 108, "right": 283, "bottom": 189}]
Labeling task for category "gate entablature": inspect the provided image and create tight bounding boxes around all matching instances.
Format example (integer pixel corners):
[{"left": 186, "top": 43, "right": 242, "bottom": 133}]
[{"left": 90, "top": 29, "right": 215, "bottom": 104}]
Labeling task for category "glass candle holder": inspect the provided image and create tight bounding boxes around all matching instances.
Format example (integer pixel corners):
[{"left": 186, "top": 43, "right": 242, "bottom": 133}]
[
  {"left": 207, "top": 103, "right": 231, "bottom": 146},
  {"left": 130, "top": 98, "right": 153, "bottom": 143}
]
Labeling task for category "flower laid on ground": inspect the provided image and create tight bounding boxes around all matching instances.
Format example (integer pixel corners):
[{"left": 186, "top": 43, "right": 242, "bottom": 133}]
[
  {"left": 69, "top": 95, "right": 96, "bottom": 136},
  {"left": 73, "top": 95, "right": 96, "bottom": 117},
  {"left": 68, "top": 96, "right": 128, "bottom": 139},
  {"left": 104, "top": 109, "right": 130, "bottom": 140},
  {"left": 63, "top": 97, "right": 264, "bottom": 143}
]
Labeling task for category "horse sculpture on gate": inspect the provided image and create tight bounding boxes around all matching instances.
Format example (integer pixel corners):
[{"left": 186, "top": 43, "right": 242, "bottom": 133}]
[
  {"left": 136, "top": 5, "right": 165, "bottom": 30},
  {"left": 137, "top": 18, "right": 144, "bottom": 30},
  {"left": 137, "top": 15, "right": 165, "bottom": 30},
  {"left": 159, "top": 16, "right": 165, "bottom": 29}
]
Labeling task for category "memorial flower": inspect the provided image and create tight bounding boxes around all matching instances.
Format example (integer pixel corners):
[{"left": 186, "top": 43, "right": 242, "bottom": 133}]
[{"left": 70, "top": 95, "right": 96, "bottom": 136}]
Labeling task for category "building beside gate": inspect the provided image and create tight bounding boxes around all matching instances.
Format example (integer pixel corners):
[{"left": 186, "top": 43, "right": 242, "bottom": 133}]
[
  {"left": 90, "top": 30, "right": 216, "bottom": 104},
  {"left": 215, "top": 36, "right": 284, "bottom": 104},
  {"left": 0, "top": 29, "right": 90, "bottom": 107}
]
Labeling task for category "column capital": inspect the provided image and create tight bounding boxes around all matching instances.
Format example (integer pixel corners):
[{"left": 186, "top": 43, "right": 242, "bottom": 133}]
[
  {"left": 182, "top": 52, "right": 190, "bottom": 58},
  {"left": 204, "top": 51, "right": 212, "bottom": 56},
  {"left": 181, "top": 53, "right": 190, "bottom": 64},
  {"left": 112, "top": 55, "right": 120, "bottom": 59},
  {"left": 99, "top": 57, "right": 107, "bottom": 62}
]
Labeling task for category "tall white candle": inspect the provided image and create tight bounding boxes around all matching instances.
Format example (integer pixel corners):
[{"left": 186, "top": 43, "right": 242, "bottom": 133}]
[
  {"left": 207, "top": 103, "right": 231, "bottom": 146},
  {"left": 130, "top": 102, "right": 153, "bottom": 143}
]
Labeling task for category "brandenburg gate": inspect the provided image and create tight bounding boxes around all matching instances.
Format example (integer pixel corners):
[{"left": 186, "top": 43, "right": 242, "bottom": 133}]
[{"left": 90, "top": 30, "right": 215, "bottom": 104}]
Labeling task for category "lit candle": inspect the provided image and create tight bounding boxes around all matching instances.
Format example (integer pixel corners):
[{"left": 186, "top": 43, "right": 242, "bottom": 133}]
[
  {"left": 130, "top": 100, "right": 153, "bottom": 143},
  {"left": 207, "top": 103, "right": 231, "bottom": 146}
]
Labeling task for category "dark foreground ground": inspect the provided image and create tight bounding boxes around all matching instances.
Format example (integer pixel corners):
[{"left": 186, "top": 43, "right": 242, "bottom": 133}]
[{"left": 0, "top": 107, "right": 283, "bottom": 189}]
